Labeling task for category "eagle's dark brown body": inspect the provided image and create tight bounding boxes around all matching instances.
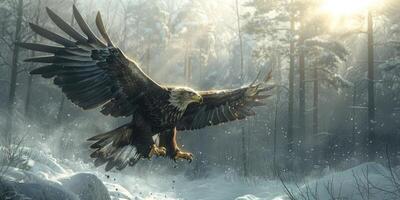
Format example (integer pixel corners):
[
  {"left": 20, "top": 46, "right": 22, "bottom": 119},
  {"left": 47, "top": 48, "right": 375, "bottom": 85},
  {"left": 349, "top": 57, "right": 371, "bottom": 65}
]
[
  {"left": 21, "top": 6, "right": 275, "bottom": 171},
  {"left": 140, "top": 89, "right": 183, "bottom": 131}
]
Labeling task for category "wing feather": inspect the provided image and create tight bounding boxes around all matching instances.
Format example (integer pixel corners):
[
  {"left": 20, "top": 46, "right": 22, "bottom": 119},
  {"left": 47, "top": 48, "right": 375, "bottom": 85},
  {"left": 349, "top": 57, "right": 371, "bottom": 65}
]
[
  {"left": 22, "top": 6, "right": 166, "bottom": 117},
  {"left": 177, "top": 82, "right": 274, "bottom": 130},
  {"left": 95, "top": 12, "right": 114, "bottom": 46},
  {"left": 29, "top": 23, "right": 75, "bottom": 47},
  {"left": 46, "top": 7, "right": 88, "bottom": 43},
  {"left": 16, "top": 42, "right": 63, "bottom": 53},
  {"left": 73, "top": 5, "right": 106, "bottom": 47}
]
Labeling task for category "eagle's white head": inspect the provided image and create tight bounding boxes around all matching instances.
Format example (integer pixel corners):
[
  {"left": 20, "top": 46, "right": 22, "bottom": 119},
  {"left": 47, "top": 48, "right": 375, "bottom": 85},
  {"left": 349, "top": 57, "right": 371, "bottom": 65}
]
[{"left": 169, "top": 87, "right": 203, "bottom": 111}]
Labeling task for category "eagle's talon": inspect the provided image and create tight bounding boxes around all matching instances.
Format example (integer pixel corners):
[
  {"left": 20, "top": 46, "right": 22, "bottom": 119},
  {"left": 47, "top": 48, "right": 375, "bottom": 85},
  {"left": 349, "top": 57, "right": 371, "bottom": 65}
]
[
  {"left": 149, "top": 144, "right": 167, "bottom": 158},
  {"left": 174, "top": 150, "right": 193, "bottom": 162}
]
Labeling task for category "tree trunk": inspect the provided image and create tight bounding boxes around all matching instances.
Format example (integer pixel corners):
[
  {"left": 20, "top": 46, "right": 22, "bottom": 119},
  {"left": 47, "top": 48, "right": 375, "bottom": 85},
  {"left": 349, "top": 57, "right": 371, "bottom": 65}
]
[
  {"left": 236, "top": 0, "right": 244, "bottom": 83},
  {"left": 241, "top": 127, "right": 248, "bottom": 176},
  {"left": 312, "top": 66, "right": 319, "bottom": 136},
  {"left": 367, "top": 10, "right": 376, "bottom": 161},
  {"left": 236, "top": 0, "right": 247, "bottom": 177},
  {"left": 24, "top": 58, "right": 34, "bottom": 119},
  {"left": 25, "top": 1, "right": 41, "bottom": 119},
  {"left": 352, "top": 85, "right": 357, "bottom": 153},
  {"left": 184, "top": 44, "right": 189, "bottom": 84},
  {"left": 188, "top": 56, "right": 192, "bottom": 83},
  {"left": 287, "top": 4, "right": 295, "bottom": 170},
  {"left": 298, "top": 21, "right": 306, "bottom": 142},
  {"left": 273, "top": 54, "right": 281, "bottom": 174},
  {"left": 5, "top": 0, "right": 24, "bottom": 144},
  {"left": 184, "top": 44, "right": 192, "bottom": 84}
]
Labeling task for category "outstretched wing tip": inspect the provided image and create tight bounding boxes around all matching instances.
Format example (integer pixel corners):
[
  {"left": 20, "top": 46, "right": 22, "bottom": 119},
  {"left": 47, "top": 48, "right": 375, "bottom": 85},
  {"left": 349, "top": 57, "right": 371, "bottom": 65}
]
[
  {"left": 45, "top": 6, "right": 52, "bottom": 13},
  {"left": 28, "top": 22, "right": 36, "bottom": 28},
  {"left": 29, "top": 69, "right": 39, "bottom": 75},
  {"left": 23, "top": 58, "right": 32, "bottom": 63},
  {"left": 72, "top": 4, "right": 78, "bottom": 12},
  {"left": 95, "top": 11, "right": 103, "bottom": 27},
  {"left": 178, "top": 76, "right": 275, "bottom": 130},
  {"left": 23, "top": 5, "right": 164, "bottom": 117},
  {"left": 95, "top": 10, "right": 114, "bottom": 47}
]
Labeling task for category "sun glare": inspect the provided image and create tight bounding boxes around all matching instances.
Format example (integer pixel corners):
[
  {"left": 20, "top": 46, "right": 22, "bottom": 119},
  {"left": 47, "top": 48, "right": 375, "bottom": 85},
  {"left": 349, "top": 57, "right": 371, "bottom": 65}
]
[{"left": 321, "top": 0, "right": 379, "bottom": 16}]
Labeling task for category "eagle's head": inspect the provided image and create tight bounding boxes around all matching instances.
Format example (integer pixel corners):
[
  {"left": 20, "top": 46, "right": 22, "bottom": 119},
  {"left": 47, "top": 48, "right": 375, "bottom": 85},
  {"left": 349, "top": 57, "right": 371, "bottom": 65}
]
[{"left": 169, "top": 87, "right": 203, "bottom": 111}]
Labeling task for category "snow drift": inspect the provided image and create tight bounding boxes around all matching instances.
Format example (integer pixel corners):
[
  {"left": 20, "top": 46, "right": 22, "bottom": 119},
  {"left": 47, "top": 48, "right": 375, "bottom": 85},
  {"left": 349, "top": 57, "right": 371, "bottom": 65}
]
[
  {"left": 0, "top": 147, "right": 131, "bottom": 200},
  {"left": 0, "top": 146, "right": 398, "bottom": 200}
]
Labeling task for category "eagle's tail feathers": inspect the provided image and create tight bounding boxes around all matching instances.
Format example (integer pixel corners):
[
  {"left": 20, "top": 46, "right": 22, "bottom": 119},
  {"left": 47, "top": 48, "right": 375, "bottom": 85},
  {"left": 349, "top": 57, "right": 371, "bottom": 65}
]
[
  {"left": 94, "top": 157, "right": 107, "bottom": 167},
  {"left": 87, "top": 125, "right": 126, "bottom": 141},
  {"left": 88, "top": 125, "right": 140, "bottom": 171},
  {"left": 105, "top": 145, "right": 136, "bottom": 171},
  {"left": 90, "top": 137, "right": 112, "bottom": 149},
  {"left": 116, "top": 147, "right": 137, "bottom": 170}
]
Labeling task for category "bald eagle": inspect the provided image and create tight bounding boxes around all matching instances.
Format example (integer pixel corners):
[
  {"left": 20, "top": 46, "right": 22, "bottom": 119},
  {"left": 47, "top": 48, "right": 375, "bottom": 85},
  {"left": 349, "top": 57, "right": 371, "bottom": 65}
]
[{"left": 20, "top": 6, "right": 274, "bottom": 171}]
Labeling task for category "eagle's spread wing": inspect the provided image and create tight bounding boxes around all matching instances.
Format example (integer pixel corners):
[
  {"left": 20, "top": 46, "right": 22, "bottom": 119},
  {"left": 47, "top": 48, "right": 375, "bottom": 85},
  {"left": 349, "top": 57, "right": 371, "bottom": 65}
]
[
  {"left": 20, "top": 6, "right": 165, "bottom": 117},
  {"left": 177, "top": 75, "right": 274, "bottom": 130}
]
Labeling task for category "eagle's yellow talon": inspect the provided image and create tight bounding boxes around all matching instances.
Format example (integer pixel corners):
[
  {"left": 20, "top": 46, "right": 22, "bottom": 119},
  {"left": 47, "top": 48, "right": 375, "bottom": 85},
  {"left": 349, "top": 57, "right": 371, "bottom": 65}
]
[
  {"left": 174, "top": 150, "right": 193, "bottom": 162},
  {"left": 149, "top": 144, "right": 167, "bottom": 158}
]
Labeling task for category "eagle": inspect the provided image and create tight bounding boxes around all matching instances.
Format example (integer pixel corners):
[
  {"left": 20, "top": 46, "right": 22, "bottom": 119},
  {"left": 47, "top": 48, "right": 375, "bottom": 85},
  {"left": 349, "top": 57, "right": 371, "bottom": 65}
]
[{"left": 20, "top": 6, "right": 274, "bottom": 171}]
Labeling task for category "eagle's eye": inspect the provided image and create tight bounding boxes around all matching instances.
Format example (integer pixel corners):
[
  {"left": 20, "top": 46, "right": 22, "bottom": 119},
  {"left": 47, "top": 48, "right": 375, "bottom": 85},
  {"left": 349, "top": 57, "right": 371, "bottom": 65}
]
[{"left": 188, "top": 92, "right": 202, "bottom": 103}]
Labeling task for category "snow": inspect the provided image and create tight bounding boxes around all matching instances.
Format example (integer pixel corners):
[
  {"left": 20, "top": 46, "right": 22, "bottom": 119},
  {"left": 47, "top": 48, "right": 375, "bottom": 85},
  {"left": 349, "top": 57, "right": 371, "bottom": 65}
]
[
  {"left": 0, "top": 147, "right": 124, "bottom": 200},
  {"left": 0, "top": 146, "right": 398, "bottom": 200},
  {"left": 0, "top": 145, "right": 286, "bottom": 200},
  {"left": 0, "top": 178, "right": 79, "bottom": 200},
  {"left": 59, "top": 173, "right": 111, "bottom": 200},
  {"left": 275, "top": 162, "right": 399, "bottom": 200}
]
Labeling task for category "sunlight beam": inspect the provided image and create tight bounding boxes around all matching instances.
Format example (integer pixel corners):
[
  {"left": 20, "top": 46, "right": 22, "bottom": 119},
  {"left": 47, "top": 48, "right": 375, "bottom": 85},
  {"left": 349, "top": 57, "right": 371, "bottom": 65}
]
[{"left": 320, "top": 0, "right": 379, "bottom": 16}]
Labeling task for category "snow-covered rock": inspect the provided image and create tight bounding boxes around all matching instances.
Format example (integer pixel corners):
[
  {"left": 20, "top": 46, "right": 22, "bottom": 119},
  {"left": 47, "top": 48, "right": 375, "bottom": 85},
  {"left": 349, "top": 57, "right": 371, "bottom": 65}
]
[
  {"left": 104, "top": 182, "right": 133, "bottom": 200},
  {"left": 1, "top": 168, "right": 112, "bottom": 200},
  {"left": 59, "top": 173, "right": 111, "bottom": 200},
  {"left": 0, "top": 146, "right": 132, "bottom": 200},
  {"left": 0, "top": 169, "right": 79, "bottom": 200}
]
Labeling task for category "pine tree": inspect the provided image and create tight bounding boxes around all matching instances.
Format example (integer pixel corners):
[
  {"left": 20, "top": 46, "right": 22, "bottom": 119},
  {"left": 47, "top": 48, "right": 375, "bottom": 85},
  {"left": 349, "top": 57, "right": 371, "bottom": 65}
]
[{"left": 4, "top": 0, "right": 24, "bottom": 145}]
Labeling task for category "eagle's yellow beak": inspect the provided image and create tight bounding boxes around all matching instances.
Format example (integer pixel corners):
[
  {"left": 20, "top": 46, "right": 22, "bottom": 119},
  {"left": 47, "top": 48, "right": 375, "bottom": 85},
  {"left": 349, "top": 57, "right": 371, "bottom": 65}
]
[{"left": 192, "top": 95, "right": 203, "bottom": 103}]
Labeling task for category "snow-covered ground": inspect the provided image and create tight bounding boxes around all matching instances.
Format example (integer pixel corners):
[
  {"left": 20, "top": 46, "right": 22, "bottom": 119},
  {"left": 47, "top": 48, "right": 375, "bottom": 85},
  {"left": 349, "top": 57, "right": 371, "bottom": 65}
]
[
  {"left": 0, "top": 147, "right": 285, "bottom": 200},
  {"left": 273, "top": 162, "right": 400, "bottom": 200},
  {"left": 0, "top": 147, "right": 398, "bottom": 200}
]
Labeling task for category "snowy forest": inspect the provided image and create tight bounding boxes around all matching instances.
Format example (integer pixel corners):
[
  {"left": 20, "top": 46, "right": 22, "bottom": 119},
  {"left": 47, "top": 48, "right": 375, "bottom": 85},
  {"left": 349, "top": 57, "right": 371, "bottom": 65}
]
[{"left": 0, "top": 0, "right": 400, "bottom": 199}]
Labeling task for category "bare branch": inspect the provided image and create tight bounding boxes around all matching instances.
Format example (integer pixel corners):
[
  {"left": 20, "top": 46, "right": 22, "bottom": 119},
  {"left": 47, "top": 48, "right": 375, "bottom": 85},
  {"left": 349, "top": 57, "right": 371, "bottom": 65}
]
[
  {"left": 352, "top": 170, "right": 367, "bottom": 200},
  {"left": 17, "top": 68, "right": 27, "bottom": 74},
  {"left": 0, "top": 52, "right": 11, "bottom": 66},
  {"left": 0, "top": 36, "right": 13, "bottom": 50},
  {"left": 277, "top": 171, "right": 297, "bottom": 200},
  {"left": 21, "top": 32, "right": 35, "bottom": 43}
]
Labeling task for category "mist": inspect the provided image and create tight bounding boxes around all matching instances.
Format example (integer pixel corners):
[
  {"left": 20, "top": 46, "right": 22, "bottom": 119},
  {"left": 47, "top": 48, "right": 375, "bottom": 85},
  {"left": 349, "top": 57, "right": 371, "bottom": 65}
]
[{"left": 1, "top": 0, "right": 400, "bottom": 199}]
